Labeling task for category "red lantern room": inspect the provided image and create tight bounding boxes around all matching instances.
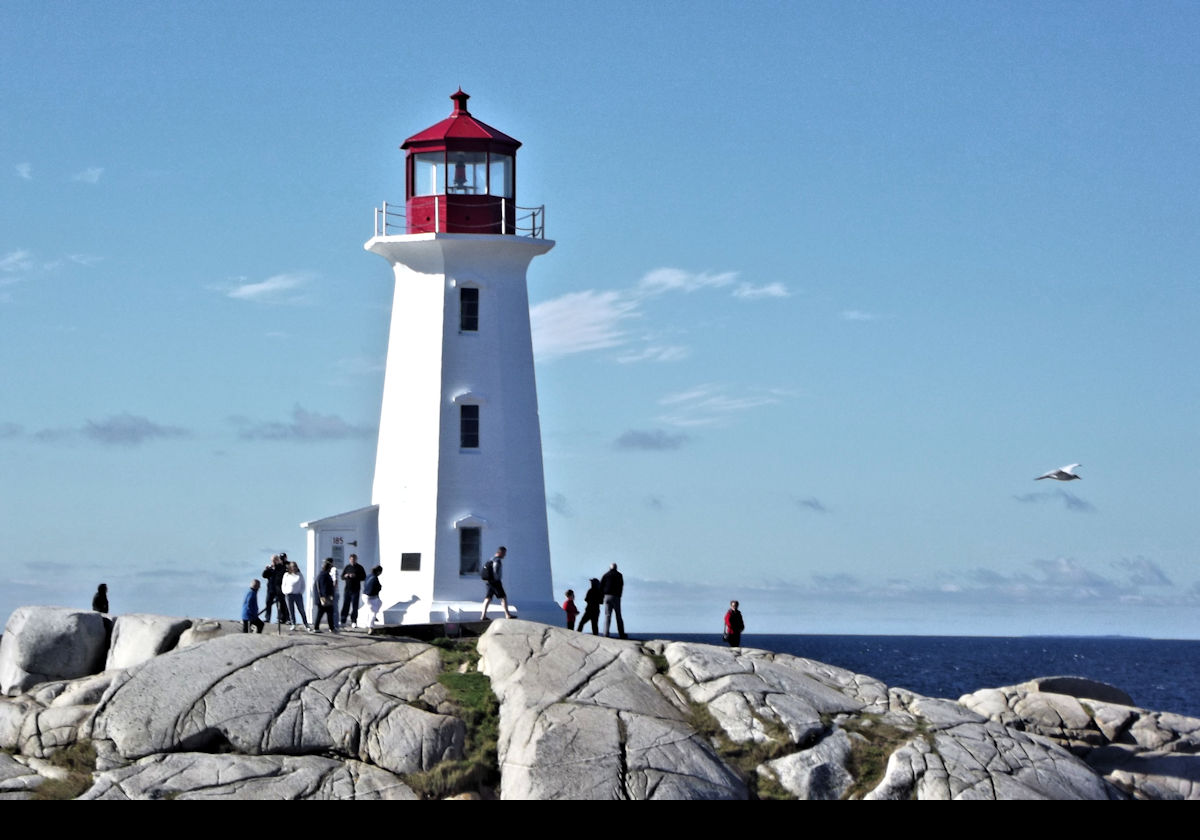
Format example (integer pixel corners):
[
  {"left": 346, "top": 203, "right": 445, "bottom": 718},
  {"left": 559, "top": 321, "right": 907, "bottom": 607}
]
[{"left": 402, "top": 89, "right": 520, "bottom": 235}]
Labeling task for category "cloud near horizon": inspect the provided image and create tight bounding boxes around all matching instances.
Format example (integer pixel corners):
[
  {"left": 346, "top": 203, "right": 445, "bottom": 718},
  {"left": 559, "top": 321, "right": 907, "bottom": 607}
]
[
  {"left": 17, "top": 413, "right": 190, "bottom": 446},
  {"left": 232, "top": 405, "right": 374, "bottom": 442}
]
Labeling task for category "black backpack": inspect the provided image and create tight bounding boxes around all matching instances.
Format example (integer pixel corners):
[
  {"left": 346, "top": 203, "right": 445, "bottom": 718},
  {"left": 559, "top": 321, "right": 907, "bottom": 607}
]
[{"left": 480, "top": 560, "right": 494, "bottom": 582}]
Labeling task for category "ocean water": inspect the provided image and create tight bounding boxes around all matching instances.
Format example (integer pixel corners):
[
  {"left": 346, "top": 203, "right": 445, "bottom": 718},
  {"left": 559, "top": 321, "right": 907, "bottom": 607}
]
[{"left": 661, "top": 633, "right": 1200, "bottom": 718}]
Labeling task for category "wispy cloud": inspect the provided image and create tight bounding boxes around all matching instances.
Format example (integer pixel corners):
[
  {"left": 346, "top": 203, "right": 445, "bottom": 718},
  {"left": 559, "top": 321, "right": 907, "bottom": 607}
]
[
  {"left": 796, "top": 497, "right": 829, "bottom": 513},
  {"left": 72, "top": 167, "right": 104, "bottom": 184},
  {"left": 733, "top": 282, "right": 789, "bottom": 300},
  {"left": 656, "top": 383, "right": 785, "bottom": 427},
  {"left": 15, "top": 163, "right": 32, "bottom": 180},
  {"left": 232, "top": 405, "right": 374, "bottom": 442},
  {"left": 615, "top": 429, "right": 689, "bottom": 451},
  {"left": 1012, "top": 490, "right": 1096, "bottom": 512},
  {"left": 841, "top": 309, "right": 882, "bottom": 322},
  {"left": 530, "top": 289, "right": 637, "bottom": 360},
  {"left": 637, "top": 268, "right": 737, "bottom": 295},
  {"left": 616, "top": 345, "right": 690, "bottom": 364},
  {"left": 1, "top": 249, "right": 34, "bottom": 275},
  {"left": 0, "top": 422, "right": 24, "bottom": 439},
  {"left": 532, "top": 267, "right": 789, "bottom": 363},
  {"left": 224, "top": 272, "right": 315, "bottom": 305}
]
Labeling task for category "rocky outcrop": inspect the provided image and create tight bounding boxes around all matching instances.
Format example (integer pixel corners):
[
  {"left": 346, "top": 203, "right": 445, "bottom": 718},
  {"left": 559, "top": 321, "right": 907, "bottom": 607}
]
[
  {"left": 479, "top": 623, "right": 744, "bottom": 799},
  {"left": 104, "top": 614, "right": 192, "bottom": 670},
  {"left": 87, "top": 634, "right": 464, "bottom": 776},
  {"left": 961, "top": 678, "right": 1200, "bottom": 800},
  {"left": 81, "top": 754, "right": 416, "bottom": 800},
  {"left": 0, "top": 605, "right": 1195, "bottom": 799},
  {"left": 0, "top": 607, "right": 110, "bottom": 695}
]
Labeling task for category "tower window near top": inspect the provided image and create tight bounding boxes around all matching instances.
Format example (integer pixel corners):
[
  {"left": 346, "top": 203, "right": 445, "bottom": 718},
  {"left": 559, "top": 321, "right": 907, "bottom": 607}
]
[
  {"left": 459, "top": 527, "right": 481, "bottom": 575},
  {"left": 460, "top": 287, "right": 479, "bottom": 332},
  {"left": 460, "top": 404, "right": 479, "bottom": 449}
]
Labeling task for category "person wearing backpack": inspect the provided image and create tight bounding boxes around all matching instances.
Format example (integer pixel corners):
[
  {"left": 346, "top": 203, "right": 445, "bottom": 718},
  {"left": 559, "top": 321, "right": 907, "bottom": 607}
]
[
  {"left": 363, "top": 565, "right": 384, "bottom": 627},
  {"left": 479, "top": 546, "right": 512, "bottom": 620}
]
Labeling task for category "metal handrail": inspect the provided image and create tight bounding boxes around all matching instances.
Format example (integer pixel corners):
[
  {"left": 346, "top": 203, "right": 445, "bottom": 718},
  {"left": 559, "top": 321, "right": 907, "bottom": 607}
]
[{"left": 373, "top": 198, "right": 546, "bottom": 238}]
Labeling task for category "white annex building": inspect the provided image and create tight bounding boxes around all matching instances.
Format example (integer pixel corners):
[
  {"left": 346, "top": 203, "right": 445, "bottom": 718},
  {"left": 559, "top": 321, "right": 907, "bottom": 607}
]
[{"left": 301, "top": 90, "right": 557, "bottom": 625}]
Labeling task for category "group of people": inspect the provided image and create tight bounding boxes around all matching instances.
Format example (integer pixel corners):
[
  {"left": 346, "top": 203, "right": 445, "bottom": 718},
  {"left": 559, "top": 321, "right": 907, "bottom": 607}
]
[
  {"left": 241, "top": 552, "right": 384, "bottom": 634},
  {"left": 561, "top": 563, "right": 627, "bottom": 639}
]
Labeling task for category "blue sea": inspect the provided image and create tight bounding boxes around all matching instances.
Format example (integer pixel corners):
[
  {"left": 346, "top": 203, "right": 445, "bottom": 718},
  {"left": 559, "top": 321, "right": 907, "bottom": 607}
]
[{"left": 660, "top": 634, "right": 1200, "bottom": 718}]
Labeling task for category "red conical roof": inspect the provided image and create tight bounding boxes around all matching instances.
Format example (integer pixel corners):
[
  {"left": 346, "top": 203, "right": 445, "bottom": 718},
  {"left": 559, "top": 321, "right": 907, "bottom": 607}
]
[{"left": 401, "top": 89, "right": 521, "bottom": 150}]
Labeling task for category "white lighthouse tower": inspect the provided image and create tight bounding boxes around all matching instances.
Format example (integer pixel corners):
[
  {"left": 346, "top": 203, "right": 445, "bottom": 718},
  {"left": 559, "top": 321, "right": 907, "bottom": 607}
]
[{"left": 303, "top": 90, "right": 557, "bottom": 625}]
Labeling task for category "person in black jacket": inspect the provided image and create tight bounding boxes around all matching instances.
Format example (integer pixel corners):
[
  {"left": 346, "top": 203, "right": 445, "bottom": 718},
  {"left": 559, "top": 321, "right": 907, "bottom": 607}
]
[
  {"left": 577, "top": 578, "right": 601, "bottom": 636},
  {"left": 262, "top": 554, "right": 289, "bottom": 624},
  {"left": 340, "top": 554, "right": 367, "bottom": 628},
  {"left": 313, "top": 558, "right": 337, "bottom": 633},
  {"left": 92, "top": 583, "right": 109, "bottom": 614},
  {"left": 600, "top": 563, "right": 626, "bottom": 639}
]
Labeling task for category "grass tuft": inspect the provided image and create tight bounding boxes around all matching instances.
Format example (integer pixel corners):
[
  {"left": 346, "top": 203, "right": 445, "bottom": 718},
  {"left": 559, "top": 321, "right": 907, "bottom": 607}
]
[
  {"left": 403, "top": 639, "right": 500, "bottom": 799},
  {"left": 31, "top": 740, "right": 97, "bottom": 800}
]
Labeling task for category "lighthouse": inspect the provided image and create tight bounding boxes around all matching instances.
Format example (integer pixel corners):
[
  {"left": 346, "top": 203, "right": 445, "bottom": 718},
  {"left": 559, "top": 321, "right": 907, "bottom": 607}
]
[{"left": 301, "top": 90, "right": 557, "bottom": 626}]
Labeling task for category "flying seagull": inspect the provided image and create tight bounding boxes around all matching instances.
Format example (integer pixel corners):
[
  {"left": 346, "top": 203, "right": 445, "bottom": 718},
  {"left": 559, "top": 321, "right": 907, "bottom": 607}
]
[{"left": 1035, "top": 463, "right": 1082, "bottom": 481}]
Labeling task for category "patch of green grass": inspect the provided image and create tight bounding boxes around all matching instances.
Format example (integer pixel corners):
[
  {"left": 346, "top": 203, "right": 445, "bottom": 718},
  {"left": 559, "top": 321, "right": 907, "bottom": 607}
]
[
  {"left": 647, "top": 652, "right": 669, "bottom": 675},
  {"left": 840, "top": 716, "right": 917, "bottom": 800},
  {"left": 403, "top": 640, "right": 500, "bottom": 799},
  {"left": 31, "top": 740, "right": 97, "bottom": 801},
  {"left": 687, "top": 702, "right": 799, "bottom": 799}
]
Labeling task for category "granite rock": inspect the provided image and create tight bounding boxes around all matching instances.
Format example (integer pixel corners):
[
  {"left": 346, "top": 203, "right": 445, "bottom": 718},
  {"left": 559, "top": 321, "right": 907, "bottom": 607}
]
[{"left": 0, "top": 607, "right": 110, "bottom": 695}]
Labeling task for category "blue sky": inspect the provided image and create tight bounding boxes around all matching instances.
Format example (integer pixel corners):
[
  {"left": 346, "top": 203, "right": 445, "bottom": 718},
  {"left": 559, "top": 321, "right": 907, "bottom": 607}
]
[{"left": 2, "top": 1, "right": 1198, "bottom": 637}]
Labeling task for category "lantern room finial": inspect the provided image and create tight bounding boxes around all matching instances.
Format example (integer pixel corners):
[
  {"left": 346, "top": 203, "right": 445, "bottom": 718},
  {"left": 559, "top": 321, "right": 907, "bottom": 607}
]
[{"left": 450, "top": 88, "right": 470, "bottom": 116}]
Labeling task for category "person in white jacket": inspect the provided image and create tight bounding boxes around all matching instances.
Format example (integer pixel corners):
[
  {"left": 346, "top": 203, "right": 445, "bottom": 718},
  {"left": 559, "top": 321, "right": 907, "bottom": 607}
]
[{"left": 282, "top": 561, "right": 310, "bottom": 630}]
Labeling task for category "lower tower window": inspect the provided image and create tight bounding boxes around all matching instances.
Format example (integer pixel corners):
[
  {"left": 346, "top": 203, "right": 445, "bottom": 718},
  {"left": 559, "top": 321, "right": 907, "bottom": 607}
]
[
  {"left": 460, "top": 404, "right": 479, "bottom": 449},
  {"left": 459, "top": 527, "right": 481, "bottom": 575}
]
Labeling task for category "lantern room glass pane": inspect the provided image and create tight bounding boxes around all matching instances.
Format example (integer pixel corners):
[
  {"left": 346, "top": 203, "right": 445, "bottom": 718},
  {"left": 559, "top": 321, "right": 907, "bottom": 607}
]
[
  {"left": 449, "top": 151, "right": 486, "bottom": 194},
  {"left": 488, "top": 154, "right": 513, "bottom": 197},
  {"left": 413, "top": 152, "right": 443, "bottom": 196}
]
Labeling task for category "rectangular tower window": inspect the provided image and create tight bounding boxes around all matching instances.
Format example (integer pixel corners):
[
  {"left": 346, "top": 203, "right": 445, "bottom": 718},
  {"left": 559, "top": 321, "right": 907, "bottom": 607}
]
[
  {"left": 459, "top": 527, "right": 481, "bottom": 575},
  {"left": 460, "top": 404, "right": 479, "bottom": 449},
  {"left": 400, "top": 553, "right": 421, "bottom": 572},
  {"left": 459, "top": 287, "right": 479, "bottom": 332}
]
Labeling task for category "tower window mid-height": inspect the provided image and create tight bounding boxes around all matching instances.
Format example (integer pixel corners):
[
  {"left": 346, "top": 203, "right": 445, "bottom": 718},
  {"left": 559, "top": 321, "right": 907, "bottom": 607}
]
[
  {"left": 460, "top": 404, "right": 480, "bottom": 449},
  {"left": 460, "top": 287, "right": 479, "bottom": 332}
]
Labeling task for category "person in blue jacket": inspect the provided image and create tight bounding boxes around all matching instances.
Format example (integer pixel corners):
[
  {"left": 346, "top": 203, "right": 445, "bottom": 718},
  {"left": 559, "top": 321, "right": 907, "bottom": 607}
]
[{"left": 241, "top": 579, "right": 264, "bottom": 633}]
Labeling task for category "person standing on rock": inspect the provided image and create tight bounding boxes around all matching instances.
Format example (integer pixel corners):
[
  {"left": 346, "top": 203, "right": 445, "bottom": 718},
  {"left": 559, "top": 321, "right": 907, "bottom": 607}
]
[
  {"left": 723, "top": 600, "right": 744, "bottom": 647},
  {"left": 577, "top": 578, "right": 602, "bottom": 635},
  {"left": 363, "top": 565, "right": 384, "bottom": 627},
  {"left": 601, "top": 563, "right": 626, "bottom": 639},
  {"left": 242, "top": 580, "right": 264, "bottom": 633},
  {"left": 92, "top": 583, "right": 109, "bottom": 614},
  {"left": 262, "top": 554, "right": 289, "bottom": 625},
  {"left": 562, "top": 589, "right": 579, "bottom": 630},
  {"left": 313, "top": 558, "right": 337, "bottom": 633},
  {"left": 282, "top": 561, "right": 309, "bottom": 631},
  {"left": 340, "top": 553, "right": 367, "bottom": 629},
  {"left": 479, "top": 546, "right": 512, "bottom": 620}
]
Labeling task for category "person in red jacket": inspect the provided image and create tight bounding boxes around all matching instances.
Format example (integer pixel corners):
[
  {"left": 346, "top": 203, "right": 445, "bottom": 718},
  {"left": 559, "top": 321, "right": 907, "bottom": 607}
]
[
  {"left": 723, "top": 600, "right": 744, "bottom": 647},
  {"left": 562, "top": 589, "right": 579, "bottom": 630}
]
